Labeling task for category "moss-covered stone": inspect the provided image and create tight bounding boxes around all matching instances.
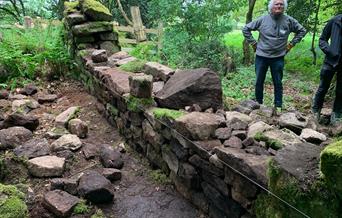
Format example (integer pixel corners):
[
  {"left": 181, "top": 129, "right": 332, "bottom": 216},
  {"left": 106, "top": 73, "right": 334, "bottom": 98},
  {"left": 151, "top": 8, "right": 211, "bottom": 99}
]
[
  {"left": 126, "top": 95, "right": 154, "bottom": 112},
  {"left": 254, "top": 159, "right": 341, "bottom": 218},
  {"left": 0, "top": 184, "right": 28, "bottom": 218},
  {"left": 320, "top": 139, "right": 342, "bottom": 194},
  {"left": 152, "top": 108, "right": 185, "bottom": 120},
  {"left": 64, "top": 1, "right": 80, "bottom": 16},
  {"left": 81, "top": 0, "right": 112, "bottom": 21},
  {"left": 106, "top": 103, "right": 118, "bottom": 117},
  {"left": 72, "top": 22, "right": 113, "bottom": 36},
  {"left": 119, "top": 60, "right": 147, "bottom": 73},
  {"left": 254, "top": 132, "right": 283, "bottom": 150}
]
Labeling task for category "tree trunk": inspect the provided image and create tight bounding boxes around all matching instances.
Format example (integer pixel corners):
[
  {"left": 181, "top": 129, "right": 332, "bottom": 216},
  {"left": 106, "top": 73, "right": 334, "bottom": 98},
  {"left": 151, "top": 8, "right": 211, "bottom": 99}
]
[
  {"left": 243, "top": 0, "right": 256, "bottom": 65},
  {"left": 311, "top": 0, "right": 321, "bottom": 65}
]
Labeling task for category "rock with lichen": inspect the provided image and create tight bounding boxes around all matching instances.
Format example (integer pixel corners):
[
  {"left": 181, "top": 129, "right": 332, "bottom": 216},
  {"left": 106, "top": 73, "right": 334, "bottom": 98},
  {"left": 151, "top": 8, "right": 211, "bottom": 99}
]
[
  {"left": 81, "top": 0, "right": 112, "bottom": 21},
  {"left": 320, "top": 139, "right": 342, "bottom": 194}
]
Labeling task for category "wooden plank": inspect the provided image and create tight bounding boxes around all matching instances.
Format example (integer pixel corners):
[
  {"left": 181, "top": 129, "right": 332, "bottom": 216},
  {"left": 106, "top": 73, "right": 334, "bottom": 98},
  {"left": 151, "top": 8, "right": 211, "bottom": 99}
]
[
  {"left": 114, "top": 25, "right": 134, "bottom": 33},
  {"left": 130, "top": 6, "right": 147, "bottom": 42},
  {"left": 119, "top": 38, "right": 138, "bottom": 44},
  {"left": 145, "top": 28, "right": 158, "bottom": 34}
]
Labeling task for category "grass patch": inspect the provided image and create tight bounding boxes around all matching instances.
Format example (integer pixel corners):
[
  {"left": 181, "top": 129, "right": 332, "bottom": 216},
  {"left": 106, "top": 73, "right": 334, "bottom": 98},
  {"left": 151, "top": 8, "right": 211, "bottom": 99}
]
[
  {"left": 90, "top": 209, "right": 105, "bottom": 218},
  {"left": 148, "top": 169, "right": 171, "bottom": 185},
  {"left": 0, "top": 183, "right": 28, "bottom": 218},
  {"left": 73, "top": 199, "right": 90, "bottom": 214},
  {"left": 152, "top": 108, "right": 185, "bottom": 120},
  {"left": 126, "top": 95, "right": 154, "bottom": 112},
  {"left": 119, "top": 59, "right": 147, "bottom": 73}
]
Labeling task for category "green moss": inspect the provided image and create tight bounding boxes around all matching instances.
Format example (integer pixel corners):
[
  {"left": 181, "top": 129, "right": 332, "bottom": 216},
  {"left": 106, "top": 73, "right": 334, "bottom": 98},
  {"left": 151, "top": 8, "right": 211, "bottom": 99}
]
[
  {"left": 73, "top": 199, "right": 90, "bottom": 214},
  {"left": 254, "top": 159, "right": 341, "bottom": 218},
  {"left": 64, "top": 1, "right": 79, "bottom": 15},
  {"left": 119, "top": 60, "right": 147, "bottom": 73},
  {"left": 254, "top": 132, "right": 283, "bottom": 150},
  {"left": 126, "top": 95, "right": 154, "bottom": 112},
  {"left": 0, "top": 184, "right": 28, "bottom": 218},
  {"left": 82, "top": 0, "right": 111, "bottom": 16},
  {"left": 152, "top": 108, "right": 185, "bottom": 120},
  {"left": 148, "top": 169, "right": 171, "bottom": 185},
  {"left": 91, "top": 209, "right": 105, "bottom": 218},
  {"left": 320, "top": 140, "right": 342, "bottom": 194},
  {"left": 106, "top": 103, "right": 118, "bottom": 117}
]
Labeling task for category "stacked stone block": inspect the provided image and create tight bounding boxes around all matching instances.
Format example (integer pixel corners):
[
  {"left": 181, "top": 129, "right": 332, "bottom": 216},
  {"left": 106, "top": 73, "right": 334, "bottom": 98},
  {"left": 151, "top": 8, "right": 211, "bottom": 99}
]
[{"left": 63, "top": 0, "right": 120, "bottom": 56}]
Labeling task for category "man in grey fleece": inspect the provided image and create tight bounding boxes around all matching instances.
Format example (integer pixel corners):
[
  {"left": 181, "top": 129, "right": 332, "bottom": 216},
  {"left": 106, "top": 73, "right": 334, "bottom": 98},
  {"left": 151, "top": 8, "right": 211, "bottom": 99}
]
[{"left": 242, "top": 0, "right": 306, "bottom": 113}]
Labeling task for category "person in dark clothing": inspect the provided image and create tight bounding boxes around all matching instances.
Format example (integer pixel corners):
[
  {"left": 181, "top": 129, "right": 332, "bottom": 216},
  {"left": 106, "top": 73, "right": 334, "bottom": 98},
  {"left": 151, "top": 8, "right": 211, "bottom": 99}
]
[{"left": 312, "top": 14, "right": 342, "bottom": 125}]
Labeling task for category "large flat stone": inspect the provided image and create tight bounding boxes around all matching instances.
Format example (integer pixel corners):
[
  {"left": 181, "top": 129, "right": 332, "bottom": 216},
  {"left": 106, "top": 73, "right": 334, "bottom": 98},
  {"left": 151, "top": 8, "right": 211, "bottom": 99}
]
[
  {"left": 214, "top": 146, "right": 268, "bottom": 187},
  {"left": 175, "top": 112, "right": 225, "bottom": 140},
  {"left": 98, "top": 68, "right": 132, "bottom": 95},
  {"left": 155, "top": 68, "right": 223, "bottom": 110},
  {"left": 72, "top": 21, "right": 113, "bottom": 36},
  {"left": 43, "top": 190, "right": 80, "bottom": 217},
  {"left": 55, "top": 106, "right": 79, "bottom": 127},
  {"left": 143, "top": 62, "right": 174, "bottom": 81},
  {"left": 28, "top": 155, "right": 65, "bottom": 177},
  {"left": 0, "top": 126, "right": 33, "bottom": 150},
  {"left": 274, "top": 143, "right": 322, "bottom": 187}
]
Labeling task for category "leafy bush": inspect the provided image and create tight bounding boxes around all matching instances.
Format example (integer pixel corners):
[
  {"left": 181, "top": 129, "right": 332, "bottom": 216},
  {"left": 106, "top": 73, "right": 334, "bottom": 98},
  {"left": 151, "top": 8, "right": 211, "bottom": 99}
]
[{"left": 0, "top": 23, "right": 74, "bottom": 88}]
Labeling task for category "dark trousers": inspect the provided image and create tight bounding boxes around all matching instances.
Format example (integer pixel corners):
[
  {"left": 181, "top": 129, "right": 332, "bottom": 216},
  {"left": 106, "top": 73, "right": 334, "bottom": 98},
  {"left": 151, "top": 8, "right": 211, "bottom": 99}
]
[
  {"left": 313, "top": 63, "right": 342, "bottom": 113},
  {"left": 255, "top": 55, "right": 284, "bottom": 107}
]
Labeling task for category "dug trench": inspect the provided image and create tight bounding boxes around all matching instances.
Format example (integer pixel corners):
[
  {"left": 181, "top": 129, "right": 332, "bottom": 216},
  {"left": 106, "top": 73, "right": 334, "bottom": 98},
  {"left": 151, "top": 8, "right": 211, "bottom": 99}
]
[{"left": 0, "top": 80, "right": 205, "bottom": 218}]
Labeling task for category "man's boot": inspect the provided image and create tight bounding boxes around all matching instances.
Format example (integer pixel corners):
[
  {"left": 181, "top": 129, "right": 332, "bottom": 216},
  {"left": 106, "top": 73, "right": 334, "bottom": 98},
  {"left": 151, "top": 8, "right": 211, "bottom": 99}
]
[
  {"left": 312, "top": 108, "right": 321, "bottom": 122},
  {"left": 331, "top": 112, "right": 342, "bottom": 125}
]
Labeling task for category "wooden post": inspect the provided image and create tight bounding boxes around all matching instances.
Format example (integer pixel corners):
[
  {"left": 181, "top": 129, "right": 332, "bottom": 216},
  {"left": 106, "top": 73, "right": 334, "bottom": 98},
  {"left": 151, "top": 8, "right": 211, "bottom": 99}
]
[
  {"left": 130, "top": 6, "right": 146, "bottom": 42},
  {"left": 157, "top": 22, "right": 163, "bottom": 53}
]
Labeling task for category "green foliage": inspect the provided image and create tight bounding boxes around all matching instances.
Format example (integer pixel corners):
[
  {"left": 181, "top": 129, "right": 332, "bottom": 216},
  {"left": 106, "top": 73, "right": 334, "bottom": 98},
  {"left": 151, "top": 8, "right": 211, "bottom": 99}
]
[
  {"left": 254, "top": 132, "right": 283, "bottom": 150},
  {"left": 0, "top": 23, "right": 74, "bottom": 88},
  {"left": 73, "top": 199, "right": 91, "bottom": 214},
  {"left": 91, "top": 209, "right": 105, "bottom": 218},
  {"left": 126, "top": 95, "right": 154, "bottom": 112},
  {"left": 119, "top": 59, "right": 147, "bottom": 73},
  {"left": 152, "top": 108, "right": 185, "bottom": 120},
  {"left": 64, "top": 1, "right": 80, "bottom": 15},
  {"left": 0, "top": 183, "right": 28, "bottom": 218},
  {"left": 82, "top": 0, "right": 111, "bottom": 15},
  {"left": 148, "top": 169, "right": 171, "bottom": 185},
  {"left": 320, "top": 139, "right": 342, "bottom": 195},
  {"left": 254, "top": 158, "right": 342, "bottom": 218},
  {"left": 130, "top": 42, "right": 158, "bottom": 61}
]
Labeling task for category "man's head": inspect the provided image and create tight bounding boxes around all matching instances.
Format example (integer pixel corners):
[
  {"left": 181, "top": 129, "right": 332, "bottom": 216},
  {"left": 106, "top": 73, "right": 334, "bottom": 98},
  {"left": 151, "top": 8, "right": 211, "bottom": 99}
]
[{"left": 269, "top": 0, "right": 287, "bottom": 15}]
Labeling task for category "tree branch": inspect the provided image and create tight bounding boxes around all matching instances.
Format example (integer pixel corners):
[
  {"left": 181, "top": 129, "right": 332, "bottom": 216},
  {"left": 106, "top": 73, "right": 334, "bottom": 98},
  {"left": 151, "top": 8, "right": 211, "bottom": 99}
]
[{"left": 116, "top": 0, "right": 133, "bottom": 26}]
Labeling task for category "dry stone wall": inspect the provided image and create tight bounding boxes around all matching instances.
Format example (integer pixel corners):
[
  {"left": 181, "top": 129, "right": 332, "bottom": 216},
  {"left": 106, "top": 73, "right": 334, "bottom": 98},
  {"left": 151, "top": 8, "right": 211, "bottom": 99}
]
[{"left": 63, "top": 1, "right": 342, "bottom": 218}]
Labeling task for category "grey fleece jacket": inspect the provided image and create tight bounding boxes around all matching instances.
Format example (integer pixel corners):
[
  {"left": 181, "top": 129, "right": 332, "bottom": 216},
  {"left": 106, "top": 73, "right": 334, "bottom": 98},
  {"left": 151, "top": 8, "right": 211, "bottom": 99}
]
[{"left": 242, "top": 14, "right": 306, "bottom": 58}]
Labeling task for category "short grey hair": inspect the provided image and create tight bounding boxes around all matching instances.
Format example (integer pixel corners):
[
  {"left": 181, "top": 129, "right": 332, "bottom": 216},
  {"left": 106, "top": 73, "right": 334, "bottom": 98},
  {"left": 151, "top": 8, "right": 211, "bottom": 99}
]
[{"left": 268, "top": 0, "right": 288, "bottom": 12}]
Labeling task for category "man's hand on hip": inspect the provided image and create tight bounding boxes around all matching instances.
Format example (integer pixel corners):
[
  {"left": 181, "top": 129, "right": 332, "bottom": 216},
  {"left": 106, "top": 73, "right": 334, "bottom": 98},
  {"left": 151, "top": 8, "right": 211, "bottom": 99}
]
[{"left": 286, "top": 43, "right": 294, "bottom": 53}]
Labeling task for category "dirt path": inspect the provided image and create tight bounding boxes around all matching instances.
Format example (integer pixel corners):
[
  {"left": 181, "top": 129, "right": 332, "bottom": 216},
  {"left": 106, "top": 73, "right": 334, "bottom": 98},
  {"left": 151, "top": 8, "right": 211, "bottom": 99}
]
[{"left": 21, "top": 79, "right": 204, "bottom": 218}]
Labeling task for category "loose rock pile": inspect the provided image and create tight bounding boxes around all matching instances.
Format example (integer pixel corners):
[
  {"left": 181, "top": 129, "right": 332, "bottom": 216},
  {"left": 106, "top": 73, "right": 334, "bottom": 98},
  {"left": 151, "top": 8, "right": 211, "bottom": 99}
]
[{"left": 0, "top": 83, "right": 125, "bottom": 217}]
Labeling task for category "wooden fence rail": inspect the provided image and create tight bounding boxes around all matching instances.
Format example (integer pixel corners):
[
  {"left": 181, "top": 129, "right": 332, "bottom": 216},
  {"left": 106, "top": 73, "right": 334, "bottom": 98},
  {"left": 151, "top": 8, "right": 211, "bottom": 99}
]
[{"left": 113, "top": 6, "right": 163, "bottom": 50}]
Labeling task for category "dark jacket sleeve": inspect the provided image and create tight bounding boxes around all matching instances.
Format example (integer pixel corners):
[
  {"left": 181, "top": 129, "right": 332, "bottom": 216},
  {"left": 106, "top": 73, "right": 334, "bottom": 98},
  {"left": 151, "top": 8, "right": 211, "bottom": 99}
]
[{"left": 319, "top": 19, "right": 333, "bottom": 55}]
